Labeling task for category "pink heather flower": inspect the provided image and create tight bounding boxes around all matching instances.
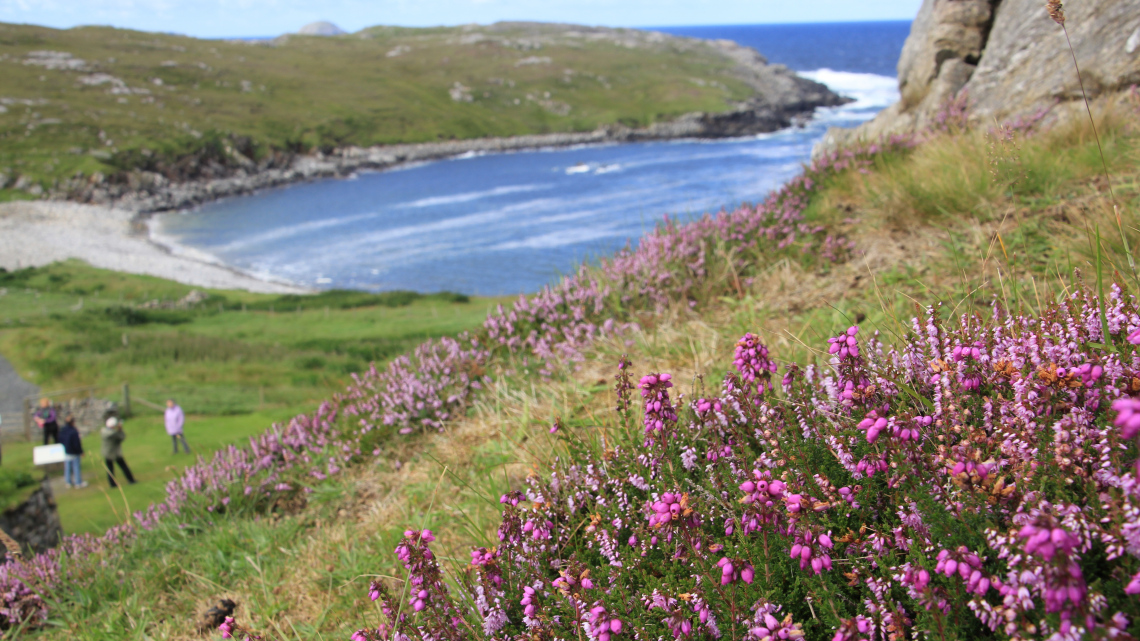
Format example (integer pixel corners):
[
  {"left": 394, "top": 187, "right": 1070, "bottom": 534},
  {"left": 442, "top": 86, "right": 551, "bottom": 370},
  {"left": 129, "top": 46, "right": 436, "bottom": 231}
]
[
  {"left": 639, "top": 373, "right": 678, "bottom": 439},
  {"left": 717, "top": 557, "right": 754, "bottom": 584},
  {"left": 1017, "top": 525, "right": 1079, "bottom": 561},
  {"left": 1126, "top": 570, "right": 1140, "bottom": 595},
  {"left": 734, "top": 333, "right": 778, "bottom": 396},
  {"left": 219, "top": 616, "right": 235, "bottom": 639},
  {"left": 1112, "top": 398, "right": 1140, "bottom": 438},
  {"left": 827, "top": 326, "right": 860, "bottom": 359},
  {"left": 587, "top": 606, "right": 623, "bottom": 641},
  {"left": 1128, "top": 327, "right": 1140, "bottom": 344},
  {"left": 521, "top": 586, "right": 539, "bottom": 617}
]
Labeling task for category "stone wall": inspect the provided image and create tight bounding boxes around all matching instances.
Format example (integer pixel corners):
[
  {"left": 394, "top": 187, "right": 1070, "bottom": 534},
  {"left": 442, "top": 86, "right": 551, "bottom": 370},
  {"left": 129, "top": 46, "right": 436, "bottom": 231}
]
[
  {"left": 0, "top": 480, "right": 62, "bottom": 554},
  {"left": 55, "top": 397, "right": 119, "bottom": 437}
]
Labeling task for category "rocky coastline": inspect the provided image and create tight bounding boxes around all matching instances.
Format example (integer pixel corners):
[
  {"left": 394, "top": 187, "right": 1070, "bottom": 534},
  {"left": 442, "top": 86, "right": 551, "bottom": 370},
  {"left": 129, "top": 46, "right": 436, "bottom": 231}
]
[
  {"left": 28, "top": 23, "right": 849, "bottom": 215},
  {"left": 64, "top": 96, "right": 846, "bottom": 215}
]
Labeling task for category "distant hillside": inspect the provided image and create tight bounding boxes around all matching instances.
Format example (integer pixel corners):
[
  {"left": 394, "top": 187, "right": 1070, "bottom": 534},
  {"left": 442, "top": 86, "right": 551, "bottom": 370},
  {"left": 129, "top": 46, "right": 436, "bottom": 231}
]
[{"left": 0, "top": 21, "right": 839, "bottom": 202}]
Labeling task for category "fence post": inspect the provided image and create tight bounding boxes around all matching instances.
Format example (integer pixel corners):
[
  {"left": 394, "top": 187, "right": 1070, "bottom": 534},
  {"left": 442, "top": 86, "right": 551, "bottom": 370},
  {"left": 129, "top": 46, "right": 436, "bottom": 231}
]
[
  {"left": 122, "top": 383, "right": 131, "bottom": 418},
  {"left": 22, "top": 398, "right": 31, "bottom": 441}
]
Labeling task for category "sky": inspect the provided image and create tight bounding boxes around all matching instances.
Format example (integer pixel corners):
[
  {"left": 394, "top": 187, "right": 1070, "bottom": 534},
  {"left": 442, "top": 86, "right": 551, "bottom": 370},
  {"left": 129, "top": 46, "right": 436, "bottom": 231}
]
[{"left": 0, "top": 0, "right": 921, "bottom": 39}]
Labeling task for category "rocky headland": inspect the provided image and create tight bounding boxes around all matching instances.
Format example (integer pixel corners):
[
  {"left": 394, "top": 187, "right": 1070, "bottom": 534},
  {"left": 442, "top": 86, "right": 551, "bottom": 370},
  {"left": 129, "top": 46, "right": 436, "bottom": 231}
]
[
  {"left": 817, "top": 0, "right": 1140, "bottom": 153},
  {"left": 46, "top": 23, "right": 846, "bottom": 214}
]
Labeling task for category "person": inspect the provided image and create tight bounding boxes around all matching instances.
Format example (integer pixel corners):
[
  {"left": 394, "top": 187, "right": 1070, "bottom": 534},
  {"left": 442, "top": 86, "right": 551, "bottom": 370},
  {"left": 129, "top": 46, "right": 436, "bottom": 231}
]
[
  {"left": 164, "top": 399, "right": 191, "bottom": 454},
  {"left": 58, "top": 414, "right": 87, "bottom": 489},
  {"left": 100, "top": 417, "right": 136, "bottom": 488},
  {"left": 33, "top": 398, "right": 59, "bottom": 445}
]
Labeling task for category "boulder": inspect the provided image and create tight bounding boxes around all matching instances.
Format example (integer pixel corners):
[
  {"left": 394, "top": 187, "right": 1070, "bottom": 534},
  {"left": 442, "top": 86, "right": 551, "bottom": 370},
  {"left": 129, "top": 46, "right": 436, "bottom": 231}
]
[
  {"left": 0, "top": 480, "right": 62, "bottom": 554},
  {"left": 819, "top": 0, "right": 1140, "bottom": 152}
]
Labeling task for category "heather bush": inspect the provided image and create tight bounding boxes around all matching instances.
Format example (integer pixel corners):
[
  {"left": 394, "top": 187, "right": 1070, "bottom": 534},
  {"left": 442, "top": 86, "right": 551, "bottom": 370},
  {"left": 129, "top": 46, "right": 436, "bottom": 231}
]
[{"left": 353, "top": 283, "right": 1140, "bottom": 641}]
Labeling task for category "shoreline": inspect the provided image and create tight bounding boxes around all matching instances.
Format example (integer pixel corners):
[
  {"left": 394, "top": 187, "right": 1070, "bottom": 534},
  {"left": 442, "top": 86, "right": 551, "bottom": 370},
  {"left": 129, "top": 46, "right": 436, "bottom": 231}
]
[
  {"left": 65, "top": 101, "right": 840, "bottom": 217},
  {"left": 0, "top": 200, "right": 308, "bottom": 293},
  {"left": 3, "top": 99, "right": 852, "bottom": 295}
]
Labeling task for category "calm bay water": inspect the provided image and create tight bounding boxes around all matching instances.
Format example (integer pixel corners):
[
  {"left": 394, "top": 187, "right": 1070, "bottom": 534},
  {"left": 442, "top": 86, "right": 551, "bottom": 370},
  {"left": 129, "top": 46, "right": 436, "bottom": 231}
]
[{"left": 153, "top": 23, "right": 909, "bottom": 296}]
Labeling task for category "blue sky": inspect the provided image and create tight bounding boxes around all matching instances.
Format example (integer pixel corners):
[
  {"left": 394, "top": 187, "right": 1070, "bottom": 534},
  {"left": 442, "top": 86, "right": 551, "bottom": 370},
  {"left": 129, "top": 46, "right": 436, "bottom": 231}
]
[{"left": 0, "top": 0, "right": 920, "bottom": 39}]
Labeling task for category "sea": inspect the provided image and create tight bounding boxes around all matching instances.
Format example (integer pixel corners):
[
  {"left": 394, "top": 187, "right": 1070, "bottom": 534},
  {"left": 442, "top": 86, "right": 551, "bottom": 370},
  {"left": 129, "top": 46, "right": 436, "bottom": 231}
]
[{"left": 152, "top": 21, "right": 911, "bottom": 296}]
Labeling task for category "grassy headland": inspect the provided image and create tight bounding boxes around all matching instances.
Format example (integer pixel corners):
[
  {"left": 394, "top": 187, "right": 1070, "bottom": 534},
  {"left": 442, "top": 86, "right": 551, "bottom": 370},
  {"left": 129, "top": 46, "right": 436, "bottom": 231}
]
[
  {"left": 0, "top": 21, "right": 762, "bottom": 200},
  {"left": 3, "top": 94, "right": 1134, "bottom": 640}
]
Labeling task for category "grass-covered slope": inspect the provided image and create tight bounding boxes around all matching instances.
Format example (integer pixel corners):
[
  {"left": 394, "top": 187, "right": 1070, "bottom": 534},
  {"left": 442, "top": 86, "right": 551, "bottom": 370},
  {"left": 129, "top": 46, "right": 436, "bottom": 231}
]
[
  {"left": 2, "top": 95, "right": 1139, "bottom": 641},
  {"left": 0, "top": 261, "right": 503, "bottom": 534},
  {"left": 0, "top": 21, "right": 758, "bottom": 199}
]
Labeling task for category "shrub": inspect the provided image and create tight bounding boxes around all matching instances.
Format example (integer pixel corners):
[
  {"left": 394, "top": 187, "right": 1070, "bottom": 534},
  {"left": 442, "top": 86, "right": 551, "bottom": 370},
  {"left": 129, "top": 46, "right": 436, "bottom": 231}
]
[{"left": 358, "top": 283, "right": 1140, "bottom": 641}]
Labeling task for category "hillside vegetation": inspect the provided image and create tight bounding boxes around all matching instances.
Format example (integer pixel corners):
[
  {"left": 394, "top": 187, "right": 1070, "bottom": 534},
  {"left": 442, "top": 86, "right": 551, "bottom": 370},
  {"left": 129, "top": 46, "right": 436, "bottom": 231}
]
[
  {"left": 0, "top": 261, "right": 502, "bottom": 534},
  {"left": 1, "top": 93, "right": 1139, "bottom": 640},
  {"left": 0, "top": 21, "right": 758, "bottom": 200}
]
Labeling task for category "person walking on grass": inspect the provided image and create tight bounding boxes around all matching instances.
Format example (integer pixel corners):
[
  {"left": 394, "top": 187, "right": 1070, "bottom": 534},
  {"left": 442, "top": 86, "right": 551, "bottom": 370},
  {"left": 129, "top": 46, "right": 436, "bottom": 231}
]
[
  {"left": 100, "top": 417, "right": 135, "bottom": 488},
  {"left": 33, "top": 398, "right": 59, "bottom": 445},
  {"left": 59, "top": 414, "right": 87, "bottom": 489},
  {"left": 165, "top": 399, "right": 191, "bottom": 454}
]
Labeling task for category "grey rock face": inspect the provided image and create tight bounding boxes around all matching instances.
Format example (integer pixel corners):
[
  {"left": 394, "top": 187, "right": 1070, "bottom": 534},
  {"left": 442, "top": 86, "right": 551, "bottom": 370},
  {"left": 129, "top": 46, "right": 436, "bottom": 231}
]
[
  {"left": 819, "top": 0, "right": 1140, "bottom": 153},
  {"left": 966, "top": 0, "right": 1140, "bottom": 120},
  {"left": 0, "top": 480, "right": 63, "bottom": 554}
]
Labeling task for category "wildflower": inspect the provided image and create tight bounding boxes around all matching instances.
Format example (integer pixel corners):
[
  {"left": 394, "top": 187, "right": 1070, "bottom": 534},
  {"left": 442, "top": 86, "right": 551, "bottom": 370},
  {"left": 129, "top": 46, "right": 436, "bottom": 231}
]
[
  {"left": 717, "top": 557, "right": 755, "bottom": 585},
  {"left": 640, "top": 373, "right": 678, "bottom": 439},
  {"left": 1111, "top": 397, "right": 1140, "bottom": 438},
  {"left": 827, "top": 326, "right": 860, "bottom": 359},
  {"left": 587, "top": 605, "right": 623, "bottom": 641},
  {"left": 648, "top": 492, "right": 696, "bottom": 529},
  {"left": 734, "top": 333, "right": 778, "bottom": 396}
]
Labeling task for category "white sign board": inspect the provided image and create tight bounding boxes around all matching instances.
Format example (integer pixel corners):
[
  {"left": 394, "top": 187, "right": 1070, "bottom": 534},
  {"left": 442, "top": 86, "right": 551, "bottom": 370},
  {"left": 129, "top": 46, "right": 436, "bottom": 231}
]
[{"left": 33, "top": 444, "right": 66, "bottom": 465}]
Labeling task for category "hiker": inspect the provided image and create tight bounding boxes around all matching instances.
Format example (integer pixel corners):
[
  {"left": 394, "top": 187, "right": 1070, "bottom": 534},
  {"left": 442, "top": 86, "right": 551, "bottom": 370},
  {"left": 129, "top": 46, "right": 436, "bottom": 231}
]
[
  {"left": 100, "top": 417, "right": 136, "bottom": 488},
  {"left": 33, "top": 398, "right": 59, "bottom": 445},
  {"left": 59, "top": 414, "right": 87, "bottom": 489},
  {"left": 165, "top": 399, "right": 191, "bottom": 454}
]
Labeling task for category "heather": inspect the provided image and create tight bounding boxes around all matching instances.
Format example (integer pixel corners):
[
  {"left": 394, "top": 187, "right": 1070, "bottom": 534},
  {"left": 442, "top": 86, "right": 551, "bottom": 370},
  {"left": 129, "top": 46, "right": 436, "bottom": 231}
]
[
  {"left": 0, "top": 92, "right": 1138, "bottom": 640},
  {"left": 365, "top": 288, "right": 1140, "bottom": 641}
]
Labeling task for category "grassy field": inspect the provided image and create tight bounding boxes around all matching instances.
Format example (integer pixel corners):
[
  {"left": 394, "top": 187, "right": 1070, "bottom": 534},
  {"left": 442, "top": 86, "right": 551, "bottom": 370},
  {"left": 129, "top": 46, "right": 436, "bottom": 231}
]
[
  {"left": 0, "top": 21, "right": 756, "bottom": 199},
  {"left": 1, "top": 408, "right": 299, "bottom": 535},
  {"left": 0, "top": 260, "right": 506, "bottom": 536}
]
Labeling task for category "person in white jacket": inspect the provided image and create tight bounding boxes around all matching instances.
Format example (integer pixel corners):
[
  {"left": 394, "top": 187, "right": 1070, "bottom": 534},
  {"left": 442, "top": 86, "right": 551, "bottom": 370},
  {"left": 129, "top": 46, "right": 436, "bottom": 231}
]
[{"left": 165, "top": 399, "right": 191, "bottom": 454}]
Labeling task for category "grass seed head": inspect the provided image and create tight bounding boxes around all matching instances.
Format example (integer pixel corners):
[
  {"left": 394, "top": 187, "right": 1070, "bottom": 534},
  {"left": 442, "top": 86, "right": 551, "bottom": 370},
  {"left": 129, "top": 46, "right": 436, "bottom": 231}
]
[{"left": 1046, "top": 0, "right": 1065, "bottom": 26}]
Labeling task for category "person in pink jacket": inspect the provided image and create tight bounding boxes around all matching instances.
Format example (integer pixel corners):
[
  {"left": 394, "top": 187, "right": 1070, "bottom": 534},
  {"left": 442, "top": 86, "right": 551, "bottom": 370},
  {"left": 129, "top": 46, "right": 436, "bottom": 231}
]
[{"left": 165, "top": 399, "right": 192, "bottom": 454}]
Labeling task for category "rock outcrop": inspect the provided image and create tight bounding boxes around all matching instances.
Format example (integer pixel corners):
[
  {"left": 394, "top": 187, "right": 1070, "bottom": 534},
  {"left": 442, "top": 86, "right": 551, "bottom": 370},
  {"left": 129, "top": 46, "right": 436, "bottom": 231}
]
[
  {"left": 819, "top": 0, "right": 1140, "bottom": 152},
  {"left": 297, "top": 21, "right": 345, "bottom": 37},
  {"left": 0, "top": 480, "right": 62, "bottom": 554}
]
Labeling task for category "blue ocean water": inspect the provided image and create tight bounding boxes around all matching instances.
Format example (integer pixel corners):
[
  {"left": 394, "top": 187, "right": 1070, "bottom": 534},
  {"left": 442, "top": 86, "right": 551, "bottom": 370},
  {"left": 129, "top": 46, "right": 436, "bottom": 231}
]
[
  {"left": 652, "top": 21, "right": 912, "bottom": 77},
  {"left": 153, "top": 23, "right": 909, "bottom": 296}
]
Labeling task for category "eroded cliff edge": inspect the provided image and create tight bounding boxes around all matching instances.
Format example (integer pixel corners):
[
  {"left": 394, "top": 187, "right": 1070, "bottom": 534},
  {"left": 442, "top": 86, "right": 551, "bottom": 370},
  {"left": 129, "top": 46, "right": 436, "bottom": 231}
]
[{"left": 817, "top": 0, "right": 1140, "bottom": 154}]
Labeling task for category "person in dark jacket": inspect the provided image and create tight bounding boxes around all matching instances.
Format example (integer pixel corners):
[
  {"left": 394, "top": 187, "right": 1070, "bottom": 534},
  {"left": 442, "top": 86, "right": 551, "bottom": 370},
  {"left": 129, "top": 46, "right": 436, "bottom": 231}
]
[
  {"left": 100, "top": 417, "right": 136, "bottom": 488},
  {"left": 59, "top": 415, "right": 87, "bottom": 489},
  {"left": 33, "top": 398, "right": 59, "bottom": 445}
]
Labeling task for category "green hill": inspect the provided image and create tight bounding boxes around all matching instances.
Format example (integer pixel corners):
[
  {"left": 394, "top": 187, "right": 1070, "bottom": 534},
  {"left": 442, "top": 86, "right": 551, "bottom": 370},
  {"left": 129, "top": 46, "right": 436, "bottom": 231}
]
[{"left": 0, "top": 21, "right": 780, "bottom": 199}]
